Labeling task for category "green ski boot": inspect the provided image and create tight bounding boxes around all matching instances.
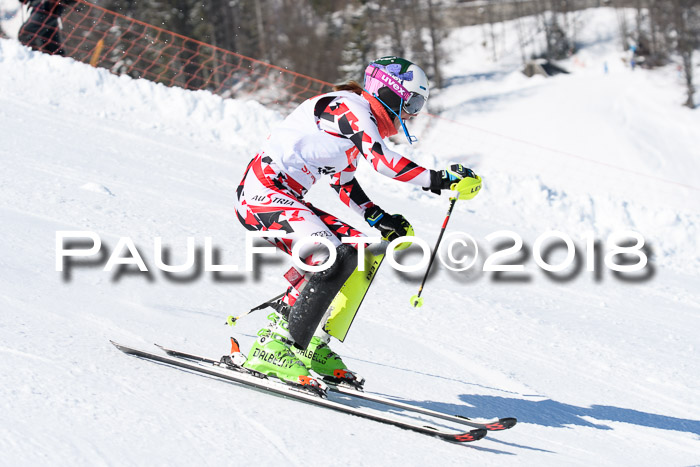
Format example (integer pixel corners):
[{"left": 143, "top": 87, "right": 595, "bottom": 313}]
[
  {"left": 243, "top": 312, "right": 326, "bottom": 395},
  {"left": 293, "top": 330, "right": 365, "bottom": 390}
]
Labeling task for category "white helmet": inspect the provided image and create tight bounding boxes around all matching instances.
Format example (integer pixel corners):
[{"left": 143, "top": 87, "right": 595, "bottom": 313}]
[{"left": 364, "top": 56, "right": 430, "bottom": 116}]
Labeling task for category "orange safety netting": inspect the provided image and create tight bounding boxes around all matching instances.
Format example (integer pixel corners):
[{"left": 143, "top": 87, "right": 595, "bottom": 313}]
[{"left": 18, "top": 0, "right": 334, "bottom": 106}]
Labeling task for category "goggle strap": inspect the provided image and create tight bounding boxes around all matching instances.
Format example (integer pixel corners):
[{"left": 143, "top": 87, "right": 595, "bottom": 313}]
[
  {"left": 369, "top": 91, "right": 418, "bottom": 145},
  {"left": 366, "top": 65, "right": 412, "bottom": 101}
]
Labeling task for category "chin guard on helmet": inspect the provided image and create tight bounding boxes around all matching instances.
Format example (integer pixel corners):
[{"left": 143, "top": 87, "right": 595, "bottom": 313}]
[
  {"left": 372, "top": 91, "right": 419, "bottom": 144},
  {"left": 363, "top": 56, "right": 430, "bottom": 145}
]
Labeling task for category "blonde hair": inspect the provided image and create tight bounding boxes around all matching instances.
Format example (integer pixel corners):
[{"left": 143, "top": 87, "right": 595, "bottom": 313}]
[{"left": 332, "top": 80, "right": 363, "bottom": 95}]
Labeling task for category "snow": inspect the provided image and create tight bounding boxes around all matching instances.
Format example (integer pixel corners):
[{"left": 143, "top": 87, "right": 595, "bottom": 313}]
[{"left": 1, "top": 5, "right": 699, "bottom": 466}]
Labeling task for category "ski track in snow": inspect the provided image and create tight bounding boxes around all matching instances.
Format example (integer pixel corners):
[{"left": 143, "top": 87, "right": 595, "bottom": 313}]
[{"left": 1, "top": 5, "right": 700, "bottom": 466}]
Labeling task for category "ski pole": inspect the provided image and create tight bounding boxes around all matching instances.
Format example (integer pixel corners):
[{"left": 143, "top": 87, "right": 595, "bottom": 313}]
[
  {"left": 410, "top": 194, "right": 459, "bottom": 308},
  {"left": 410, "top": 174, "right": 482, "bottom": 307},
  {"left": 226, "top": 290, "right": 288, "bottom": 326}
]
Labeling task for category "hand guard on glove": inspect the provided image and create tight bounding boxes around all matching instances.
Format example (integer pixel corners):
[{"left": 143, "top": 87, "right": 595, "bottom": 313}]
[
  {"left": 364, "top": 206, "right": 413, "bottom": 242},
  {"left": 426, "top": 164, "right": 477, "bottom": 195}
]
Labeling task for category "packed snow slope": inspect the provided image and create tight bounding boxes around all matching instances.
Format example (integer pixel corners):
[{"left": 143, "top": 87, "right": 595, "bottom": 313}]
[{"left": 1, "top": 7, "right": 699, "bottom": 466}]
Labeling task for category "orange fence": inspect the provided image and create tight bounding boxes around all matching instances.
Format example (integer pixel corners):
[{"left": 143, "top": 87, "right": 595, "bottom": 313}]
[{"left": 18, "top": 0, "right": 334, "bottom": 106}]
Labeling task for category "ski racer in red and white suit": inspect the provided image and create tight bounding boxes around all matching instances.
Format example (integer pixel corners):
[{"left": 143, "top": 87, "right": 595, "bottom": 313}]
[
  {"left": 235, "top": 89, "right": 432, "bottom": 266},
  {"left": 231, "top": 57, "right": 479, "bottom": 389}
]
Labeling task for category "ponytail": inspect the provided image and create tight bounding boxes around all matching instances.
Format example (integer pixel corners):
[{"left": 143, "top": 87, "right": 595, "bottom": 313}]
[{"left": 332, "top": 80, "right": 363, "bottom": 95}]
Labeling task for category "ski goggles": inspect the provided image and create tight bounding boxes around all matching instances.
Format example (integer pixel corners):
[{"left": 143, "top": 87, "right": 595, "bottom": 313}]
[{"left": 402, "top": 92, "right": 426, "bottom": 115}]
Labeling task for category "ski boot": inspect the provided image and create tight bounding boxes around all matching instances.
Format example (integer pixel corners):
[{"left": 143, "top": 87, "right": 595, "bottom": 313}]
[
  {"left": 241, "top": 312, "right": 326, "bottom": 396},
  {"left": 293, "top": 329, "right": 365, "bottom": 391}
]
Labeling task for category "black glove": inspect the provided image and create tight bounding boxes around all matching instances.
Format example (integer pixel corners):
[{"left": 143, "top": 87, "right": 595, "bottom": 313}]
[
  {"left": 426, "top": 164, "right": 477, "bottom": 195},
  {"left": 364, "top": 206, "right": 412, "bottom": 242}
]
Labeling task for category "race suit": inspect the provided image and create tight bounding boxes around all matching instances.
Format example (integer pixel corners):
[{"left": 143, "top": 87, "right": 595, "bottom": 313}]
[{"left": 234, "top": 90, "right": 433, "bottom": 304}]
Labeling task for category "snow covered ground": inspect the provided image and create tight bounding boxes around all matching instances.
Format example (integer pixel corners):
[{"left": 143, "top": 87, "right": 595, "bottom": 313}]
[{"left": 1, "top": 6, "right": 699, "bottom": 466}]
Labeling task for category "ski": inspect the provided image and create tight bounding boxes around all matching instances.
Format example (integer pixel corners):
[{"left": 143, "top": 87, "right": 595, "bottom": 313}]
[
  {"left": 111, "top": 341, "right": 487, "bottom": 443},
  {"left": 153, "top": 343, "right": 517, "bottom": 432}
]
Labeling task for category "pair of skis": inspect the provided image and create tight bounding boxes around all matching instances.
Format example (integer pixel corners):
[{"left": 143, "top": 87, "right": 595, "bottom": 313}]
[{"left": 111, "top": 340, "right": 516, "bottom": 443}]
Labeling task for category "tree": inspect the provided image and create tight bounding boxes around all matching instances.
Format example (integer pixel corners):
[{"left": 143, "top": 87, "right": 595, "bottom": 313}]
[
  {"left": 426, "top": 0, "right": 444, "bottom": 89},
  {"left": 670, "top": 0, "right": 699, "bottom": 108},
  {"left": 622, "top": 0, "right": 700, "bottom": 107},
  {"left": 340, "top": 2, "right": 377, "bottom": 82}
]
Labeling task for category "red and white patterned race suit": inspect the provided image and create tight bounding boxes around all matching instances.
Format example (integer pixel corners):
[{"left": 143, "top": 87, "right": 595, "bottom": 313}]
[{"left": 234, "top": 90, "right": 432, "bottom": 304}]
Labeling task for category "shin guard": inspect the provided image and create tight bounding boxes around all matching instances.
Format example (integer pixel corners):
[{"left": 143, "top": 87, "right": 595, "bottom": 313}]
[{"left": 288, "top": 244, "right": 357, "bottom": 349}]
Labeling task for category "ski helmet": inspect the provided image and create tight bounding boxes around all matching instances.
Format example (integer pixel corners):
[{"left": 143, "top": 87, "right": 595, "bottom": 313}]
[{"left": 364, "top": 56, "right": 430, "bottom": 117}]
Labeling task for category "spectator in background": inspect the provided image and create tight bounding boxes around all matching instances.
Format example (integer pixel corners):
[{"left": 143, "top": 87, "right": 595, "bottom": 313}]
[{"left": 18, "top": 0, "right": 74, "bottom": 56}]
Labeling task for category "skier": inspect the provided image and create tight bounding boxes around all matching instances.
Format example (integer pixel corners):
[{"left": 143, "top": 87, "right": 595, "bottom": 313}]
[
  {"left": 18, "top": 0, "right": 75, "bottom": 56},
  {"left": 232, "top": 56, "right": 479, "bottom": 391}
]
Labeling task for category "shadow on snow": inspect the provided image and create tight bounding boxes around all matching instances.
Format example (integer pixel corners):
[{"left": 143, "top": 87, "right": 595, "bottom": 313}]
[{"left": 416, "top": 394, "right": 700, "bottom": 435}]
